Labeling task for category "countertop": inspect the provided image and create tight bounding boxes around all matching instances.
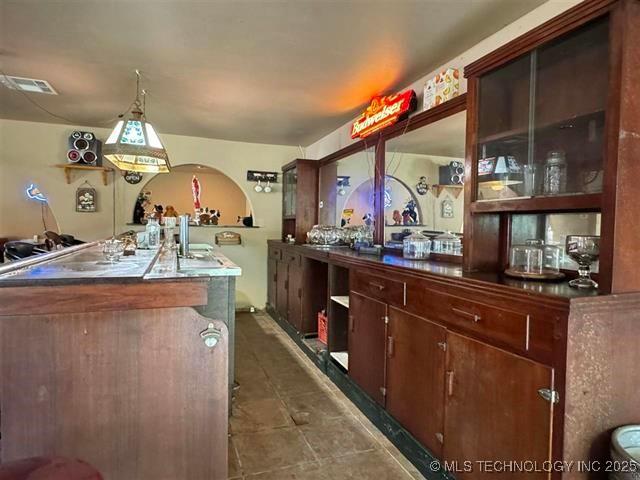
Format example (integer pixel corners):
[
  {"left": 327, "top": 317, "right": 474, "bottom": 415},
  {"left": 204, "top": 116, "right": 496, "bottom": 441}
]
[
  {"left": 271, "top": 241, "right": 599, "bottom": 302},
  {"left": 0, "top": 242, "right": 241, "bottom": 287}
]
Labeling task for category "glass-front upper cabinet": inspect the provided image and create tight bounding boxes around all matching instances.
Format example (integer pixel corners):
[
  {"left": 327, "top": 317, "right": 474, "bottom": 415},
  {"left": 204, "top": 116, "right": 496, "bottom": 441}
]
[
  {"left": 476, "top": 18, "right": 608, "bottom": 201},
  {"left": 282, "top": 166, "right": 297, "bottom": 218},
  {"left": 383, "top": 111, "right": 466, "bottom": 254},
  {"left": 318, "top": 145, "right": 375, "bottom": 228}
]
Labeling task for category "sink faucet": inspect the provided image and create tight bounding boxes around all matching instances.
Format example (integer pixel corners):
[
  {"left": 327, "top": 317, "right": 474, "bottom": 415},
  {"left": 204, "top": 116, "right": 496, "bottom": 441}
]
[{"left": 179, "top": 214, "right": 191, "bottom": 258}]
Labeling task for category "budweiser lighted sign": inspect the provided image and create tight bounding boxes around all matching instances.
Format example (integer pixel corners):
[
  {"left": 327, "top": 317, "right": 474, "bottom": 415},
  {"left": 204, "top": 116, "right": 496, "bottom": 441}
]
[{"left": 351, "top": 90, "right": 417, "bottom": 139}]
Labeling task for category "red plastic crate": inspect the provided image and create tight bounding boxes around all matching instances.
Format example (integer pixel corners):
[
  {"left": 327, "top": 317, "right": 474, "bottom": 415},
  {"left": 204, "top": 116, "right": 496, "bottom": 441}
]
[{"left": 318, "top": 310, "right": 328, "bottom": 345}]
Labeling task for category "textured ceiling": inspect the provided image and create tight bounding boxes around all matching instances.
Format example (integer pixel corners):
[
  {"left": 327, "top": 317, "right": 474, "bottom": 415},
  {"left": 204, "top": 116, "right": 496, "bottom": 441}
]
[{"left": 0, "top": 0, "right": 545, "bottom": 146}]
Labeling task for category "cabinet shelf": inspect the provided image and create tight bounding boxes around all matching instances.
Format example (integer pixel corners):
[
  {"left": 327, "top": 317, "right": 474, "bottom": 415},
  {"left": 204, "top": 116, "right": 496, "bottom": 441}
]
[
  {"left": 477, "top": 109, "right": 605, "bottom": 146},
  {"left": 471, "top": 193, "right": 601, "bottom": 214},
  {"left": 330, "top": 296, "right": 350, "bottom": 309}
]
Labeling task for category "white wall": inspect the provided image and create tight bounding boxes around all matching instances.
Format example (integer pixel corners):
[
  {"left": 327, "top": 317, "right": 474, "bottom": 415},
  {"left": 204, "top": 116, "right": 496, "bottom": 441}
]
[
  {"left": 0, "top": 118, "right": 297, "bottom": 308},
  {"left": 304, "top": 0, "right": 581, "bottom": 159}
]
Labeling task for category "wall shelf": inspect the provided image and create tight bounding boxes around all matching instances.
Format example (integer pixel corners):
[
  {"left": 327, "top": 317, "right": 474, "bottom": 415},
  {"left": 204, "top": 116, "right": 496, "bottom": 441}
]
[
  {"left": 433, "top": 184, "right": 463, "bottom": 199},
  {"left": 54, "top": 164, "right": 114, "bottom": 186}
]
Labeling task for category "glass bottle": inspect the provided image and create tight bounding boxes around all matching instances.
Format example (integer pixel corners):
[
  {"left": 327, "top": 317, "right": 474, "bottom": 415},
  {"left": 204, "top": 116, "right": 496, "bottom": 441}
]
[
  {"left": 146, "top": 218, "right": 161, "bottom": 248},
  {"left": 543, "top": 151, "right": 567, "bottom": 195}
]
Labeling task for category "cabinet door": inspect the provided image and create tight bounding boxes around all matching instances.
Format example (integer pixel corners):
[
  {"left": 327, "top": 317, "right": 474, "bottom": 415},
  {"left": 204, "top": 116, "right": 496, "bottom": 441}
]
[
  {"left": 348, "top": 291, "right": 387, "bottom": 405},
  {"left": 287, "top": 260, "right": 302, "bottom": 331},
  {"left": 444, "top": 332, "right": 555, "bottom": 479},
  {"left": 386, "top": 307, "right": 446, "bottom": 457},
  {"left": 276, "top": 261, "right": 288, "bottom": 321},
  {"left": 267, "top": 258, "right": 277, "bottom": 309}
]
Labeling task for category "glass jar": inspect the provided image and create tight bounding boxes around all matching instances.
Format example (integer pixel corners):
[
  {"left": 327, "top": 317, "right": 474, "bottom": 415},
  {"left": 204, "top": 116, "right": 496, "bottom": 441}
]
[
  {"left": 543, "top": 150, "right": 567, "bottom": 195},
  {"left": 432, "top": 231, "right": 462, "bottom": 256},
  {"left": 146, "top": 218, "right": 161, "bottom": 248},
  {"left": 403, "top": 232, "right": 431, "bottom": 260},
  {"left": 507, "top": 239, "right": 562, "bottom": 278}
]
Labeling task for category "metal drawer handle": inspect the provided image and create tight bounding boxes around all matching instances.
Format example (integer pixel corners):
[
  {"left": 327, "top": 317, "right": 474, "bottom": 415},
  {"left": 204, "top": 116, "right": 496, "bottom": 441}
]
[
  {"left": 200, "top": 322, "right": 222, "bottom": 349},
  {"left": 369, "top": 281, "right": 385, "bottom": 291},
  {"left": 446, "top": 370, "right": 455, "bottom": 397},
  {"left": 452, "top": 307, "right": 481, "bottom": 323}
]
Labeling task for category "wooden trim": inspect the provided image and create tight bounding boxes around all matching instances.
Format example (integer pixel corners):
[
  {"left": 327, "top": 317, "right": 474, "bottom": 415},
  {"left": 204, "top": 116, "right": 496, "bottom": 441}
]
[
  {"left": 318, "top": 139, "right": 369, "bottom": 167},
  {"left": 316, "top": 95, "right": 467, "bottom": 168},
  {"left": 599, "top": 0, "right": 640, "bottom": 294},
  {"left": 282, "top": 158, "right": 319, "bottom": 172},
  {"left": 0, "top": 281, "right": 210, "bottom": 316},
  {"left": 465, "top": 0, "right": 617, "bottom": 78},
  {"left": 470, "top": 194, "right": 602, "bottom": 214},
  {"left": 374, "top": 136, "right": 386, "bottom": 245},
  {"left": 380, "top": 94, "right": 467, "bottom": 141}
]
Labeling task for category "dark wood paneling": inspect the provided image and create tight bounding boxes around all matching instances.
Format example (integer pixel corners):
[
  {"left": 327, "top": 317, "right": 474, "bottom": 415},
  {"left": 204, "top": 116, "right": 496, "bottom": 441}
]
[
  {"left": 443, "top": 332, "right": 554, "bottom": 479},
  {"left": 287, "top": 256, "right": 303, "bottom": 331},
  {"left": 276, "top": 260, "right": 289, "bottom": 320},
  {"left": 386, "top": 307, "right": 446, "bottom": 458},
  {"left": 348, "top": 291, "right": 387, "bottom": 405},
  {"left": 0, "top": 281, "right": 209, "bottom": 316},
  {"left": 0, "top": 307, "right": 228, "bottom": 480},
  {"left": 600, "top": 0, "right": 640, "bottom": 293},
  {"left": 267, "top": 258, "right": 277, "bottom": 308},
  {"left": 464, "top": 0, "right": 616, "bottom": 77}
]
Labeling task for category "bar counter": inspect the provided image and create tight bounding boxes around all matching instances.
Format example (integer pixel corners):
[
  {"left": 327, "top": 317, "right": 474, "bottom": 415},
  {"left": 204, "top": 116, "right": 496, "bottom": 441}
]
[
  {"left": 0, "top": 241, "right": 239, "bottom": 480},
  {"left": 277, "top": 241, "right": 597, "bottom": 303}
]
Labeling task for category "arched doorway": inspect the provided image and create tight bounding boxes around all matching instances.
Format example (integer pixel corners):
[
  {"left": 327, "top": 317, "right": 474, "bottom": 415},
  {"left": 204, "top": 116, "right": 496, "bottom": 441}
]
[{"left": 133, "top": 164, "right": 252, "bottom": 225}]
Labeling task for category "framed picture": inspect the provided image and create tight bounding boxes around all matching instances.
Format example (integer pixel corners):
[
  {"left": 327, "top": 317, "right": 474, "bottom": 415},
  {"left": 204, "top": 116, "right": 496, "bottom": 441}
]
[
  {"left": 76, "top": 187, "right": 97, "bottom": 212},
  {"left": 441, "top": 198, "right": 454, "bottom": 218}
]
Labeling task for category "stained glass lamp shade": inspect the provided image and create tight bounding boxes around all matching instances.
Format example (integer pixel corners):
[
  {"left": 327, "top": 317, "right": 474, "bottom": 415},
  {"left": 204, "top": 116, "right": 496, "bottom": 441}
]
[{"left": 103, "top": 107, "right": 171, "bottom": 173}]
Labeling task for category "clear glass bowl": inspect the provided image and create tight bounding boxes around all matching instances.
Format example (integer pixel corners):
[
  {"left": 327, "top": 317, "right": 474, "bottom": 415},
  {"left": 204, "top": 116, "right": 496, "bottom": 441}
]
[
  {"left": 506, "top": 239, "right": 563, "bottom": 280},
  {"left": 432, "top": 231, "right": 462, "bottom": 256},
  {"left": 403, "top": 232, "right": 431, "bottom": 260},
  {"left": 306, "top": 225, "right": 346, "bottom": 246}
]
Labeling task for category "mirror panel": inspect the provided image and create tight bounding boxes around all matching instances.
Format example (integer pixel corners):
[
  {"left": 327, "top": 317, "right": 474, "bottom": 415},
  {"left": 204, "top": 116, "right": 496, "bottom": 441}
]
[
  {"left": 318, "top": 145, "right": 376, "bottom": 227},
  {"left": 383, "top": 111, "right": 466, "bottom": 250}
]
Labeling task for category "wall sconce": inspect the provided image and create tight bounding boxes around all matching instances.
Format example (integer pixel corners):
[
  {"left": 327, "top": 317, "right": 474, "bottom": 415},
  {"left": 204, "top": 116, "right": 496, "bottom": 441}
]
[
  {"left": 337, "top": 176, "right": 350, "bottom": 196},
  {"left": 247, "top": 170, "right": 278, "bottom": 194}
]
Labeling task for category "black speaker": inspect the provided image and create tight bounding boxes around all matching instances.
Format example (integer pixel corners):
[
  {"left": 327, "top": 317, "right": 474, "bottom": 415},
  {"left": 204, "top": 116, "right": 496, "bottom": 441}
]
[
  {"left": 438, "top": 161, "right": 464, "bottom": 185},
  {"left": 67, "top": 131, "right": 102, "bottom": 166}
]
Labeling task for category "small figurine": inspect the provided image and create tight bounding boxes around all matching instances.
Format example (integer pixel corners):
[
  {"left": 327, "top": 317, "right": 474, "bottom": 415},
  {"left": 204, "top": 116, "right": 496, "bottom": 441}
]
[
  {"left": 164, "top": 205, "right": 179, "bottom": 218},
  {"left": 402, "top": 200, "right": 418, "bottom": 225},
  {"left": 150, "top": 205, "right": 164, "bottom": 224},
  {"left": 210, "top": 209, "right": 221, "bottom": 225},
  {"left": 133, "top": 198, "right": 146, "bottom": 224},
  {"left": 362, "top": 213, "right": 374, "bottom": 227},
  {"left": 392, "top": 210, "right": 402, "bottom": 225}
]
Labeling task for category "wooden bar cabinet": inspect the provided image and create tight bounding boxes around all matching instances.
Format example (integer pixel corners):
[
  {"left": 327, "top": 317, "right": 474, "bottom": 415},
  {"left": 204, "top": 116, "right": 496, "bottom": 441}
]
[{"left": 266, "top": 1, "right": 640, "bottom": 479}]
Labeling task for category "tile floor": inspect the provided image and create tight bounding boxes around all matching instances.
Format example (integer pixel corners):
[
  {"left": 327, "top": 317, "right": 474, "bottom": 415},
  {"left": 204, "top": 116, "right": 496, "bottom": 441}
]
[{"left": 229, "top": 311, "right": 425, "bottom": 479}]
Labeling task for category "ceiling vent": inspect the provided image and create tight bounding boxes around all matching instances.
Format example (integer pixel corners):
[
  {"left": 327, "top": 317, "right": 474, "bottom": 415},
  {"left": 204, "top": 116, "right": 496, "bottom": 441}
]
[{"left": 0, "top": 75, "right": 58, "bottom": 94}]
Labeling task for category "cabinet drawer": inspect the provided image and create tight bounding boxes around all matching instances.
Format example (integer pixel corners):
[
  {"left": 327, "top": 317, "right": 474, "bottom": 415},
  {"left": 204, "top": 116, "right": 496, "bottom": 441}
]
[
  {"left": 445, "top": 297, "right": 530, "bottom": 353},
  {"left": 352, "top": 271, "right": 406, "bottom": 306},
  {"left": 269, "top": 247, "right": 282, "bottom": 261},
  {"left": 405, "top": 283, "right": 554, "bottom": 361}
]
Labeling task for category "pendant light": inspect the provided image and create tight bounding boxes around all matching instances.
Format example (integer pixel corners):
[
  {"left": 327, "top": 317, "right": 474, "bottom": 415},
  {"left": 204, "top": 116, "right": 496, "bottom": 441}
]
[{"left": 103, "top": 70, "right": 171, "bottom": 173}]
